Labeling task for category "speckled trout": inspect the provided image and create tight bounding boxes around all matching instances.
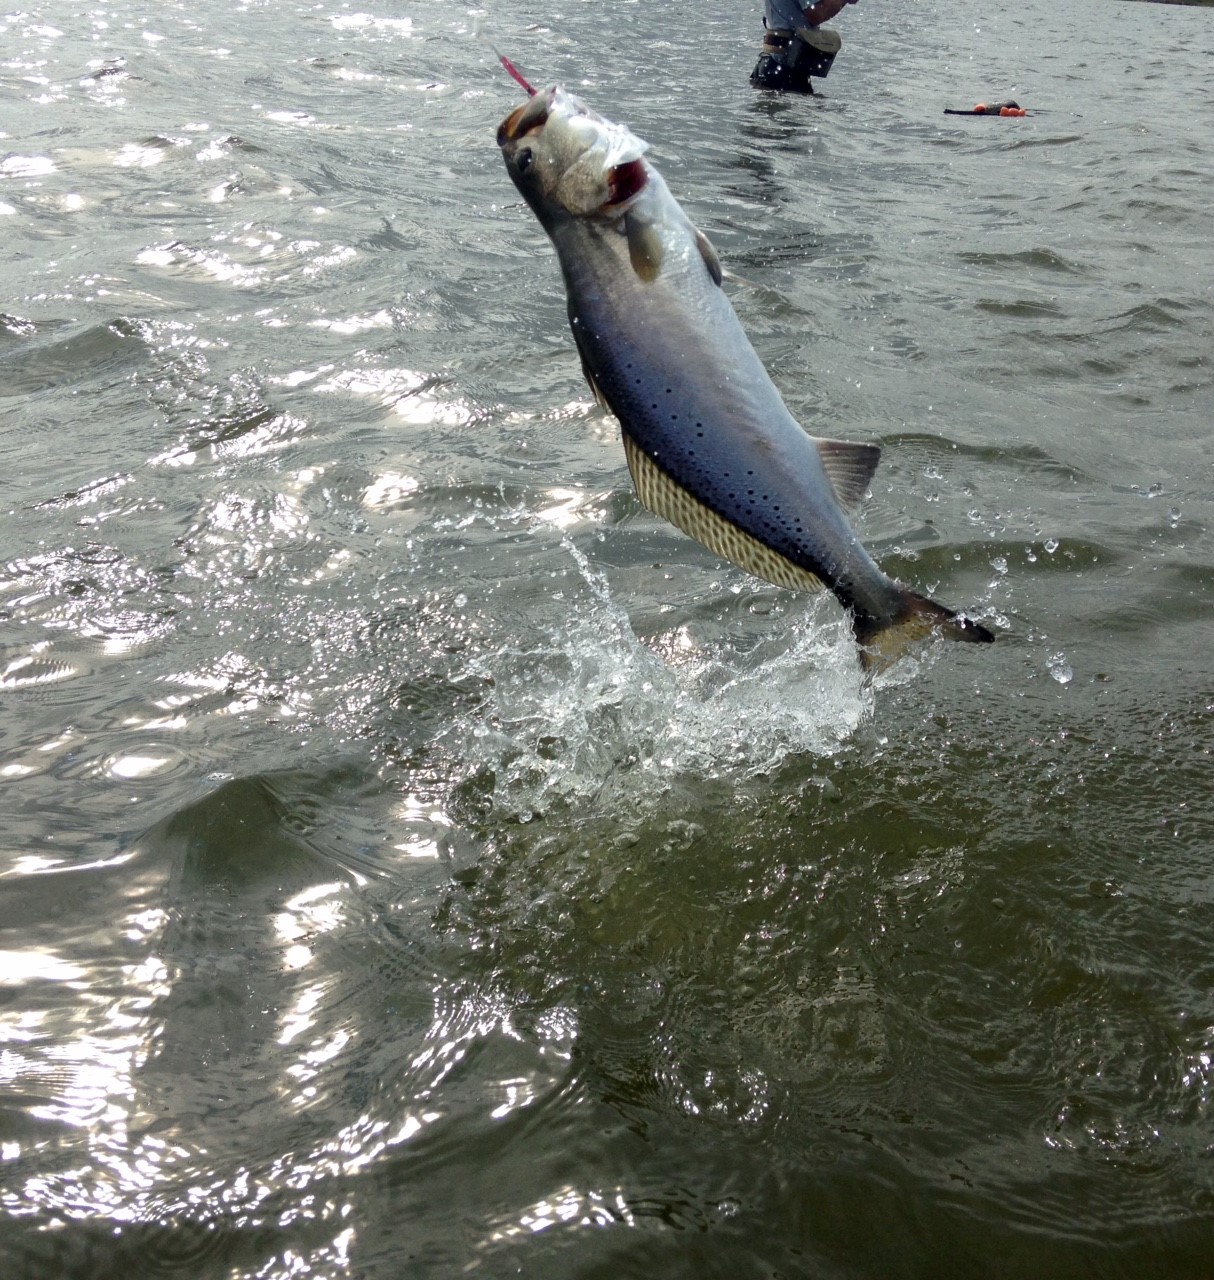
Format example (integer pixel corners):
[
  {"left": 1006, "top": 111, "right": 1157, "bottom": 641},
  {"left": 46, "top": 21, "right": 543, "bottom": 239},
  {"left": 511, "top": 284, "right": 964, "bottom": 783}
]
[{"left": 497, "top": 84, "right": 994, "bottom": 667}]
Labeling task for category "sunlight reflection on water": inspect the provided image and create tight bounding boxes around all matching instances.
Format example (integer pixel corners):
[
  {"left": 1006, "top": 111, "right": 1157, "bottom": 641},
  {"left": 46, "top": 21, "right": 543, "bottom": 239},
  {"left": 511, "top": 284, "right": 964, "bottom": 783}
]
[{"left": 0, "top": 0, "right": 1212, "bottom": 1274}]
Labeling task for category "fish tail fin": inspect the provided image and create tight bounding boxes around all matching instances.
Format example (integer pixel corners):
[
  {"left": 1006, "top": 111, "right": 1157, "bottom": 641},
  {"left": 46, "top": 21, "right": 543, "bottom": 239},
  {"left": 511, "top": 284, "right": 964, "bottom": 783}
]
[{"left": 854, "top": 588, "right": 995, "bottom": 673}]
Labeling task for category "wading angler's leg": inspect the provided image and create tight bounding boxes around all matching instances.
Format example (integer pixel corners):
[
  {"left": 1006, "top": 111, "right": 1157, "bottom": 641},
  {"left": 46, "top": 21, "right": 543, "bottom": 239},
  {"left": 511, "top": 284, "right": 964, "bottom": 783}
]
[{"left": 750, "top": 35, "right": 815, "bottom": 93}]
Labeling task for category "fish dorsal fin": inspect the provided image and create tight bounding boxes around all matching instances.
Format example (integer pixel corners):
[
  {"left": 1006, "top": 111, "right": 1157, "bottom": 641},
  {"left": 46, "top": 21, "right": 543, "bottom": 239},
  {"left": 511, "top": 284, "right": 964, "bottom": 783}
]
[
  {"left": 625, "top": 210, "right": 663, "bottom": 282},
  {"left": 622, "top": 433, "right": 825, "bottom": 594},
  {"left": 693, "top": 226, "right": 723, "bottom": 287},
  {"left": 813, "top": 438, "right": 881, "bottom": 511}
]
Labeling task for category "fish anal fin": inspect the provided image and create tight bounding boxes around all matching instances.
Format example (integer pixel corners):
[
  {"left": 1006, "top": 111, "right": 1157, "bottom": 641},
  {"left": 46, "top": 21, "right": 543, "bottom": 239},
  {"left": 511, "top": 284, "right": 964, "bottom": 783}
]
[
  {"left": 622, "top": 433, "right": 825, "bottom": 594},
  {"left": 693, "top": 226, "right": 723, "bottom": 287},
  {"left": 625, "top": 211, "right": 663, "bottom": 282},
  {"left": 813, "top": 438, "right": 881, "bottom": 511}
]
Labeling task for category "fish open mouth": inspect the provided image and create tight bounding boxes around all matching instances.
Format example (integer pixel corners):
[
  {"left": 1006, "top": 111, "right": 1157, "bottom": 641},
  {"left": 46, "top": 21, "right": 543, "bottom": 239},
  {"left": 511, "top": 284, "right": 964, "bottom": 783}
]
[
  {"left": 605, "top": 158, "right": 648, "bottom": 209},
  {"left": 497, "top": 88, "right": 552, "bottom": 148}
]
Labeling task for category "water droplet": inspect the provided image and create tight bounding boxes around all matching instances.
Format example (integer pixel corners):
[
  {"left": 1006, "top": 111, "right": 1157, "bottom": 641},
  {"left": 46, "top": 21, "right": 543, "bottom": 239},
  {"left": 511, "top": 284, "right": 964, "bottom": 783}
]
[
  {"left": 1047, "top": 652, "right": 1073, "bottom": 685},
  {"left": 1044, "top": 538, "right": 1058, "bottom": 554}
]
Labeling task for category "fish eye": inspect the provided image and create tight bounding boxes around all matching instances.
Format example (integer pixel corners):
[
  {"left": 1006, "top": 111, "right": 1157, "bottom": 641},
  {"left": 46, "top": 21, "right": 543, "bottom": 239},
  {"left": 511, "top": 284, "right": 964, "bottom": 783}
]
[{"left": 516, "top": 148, "right": 533, "bottom": 174}]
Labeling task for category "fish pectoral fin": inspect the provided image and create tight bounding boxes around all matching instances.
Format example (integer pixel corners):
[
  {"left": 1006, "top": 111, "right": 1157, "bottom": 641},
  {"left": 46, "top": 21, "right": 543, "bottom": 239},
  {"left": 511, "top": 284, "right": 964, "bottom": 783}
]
[
  {"left": 813, "top": 438, "right": 882, "bottom": 511},
  {"left": 693, "top": 226, "right": 724, "bottom": 287},
  {"left": 625, "top": 210, "right": 664, "bottom": 282},
  {"left": 624, "top": 211, "right": 720, "bottom": 287},
  {"left": 622, "top": 433, "right": 826, "bottom": 594}
]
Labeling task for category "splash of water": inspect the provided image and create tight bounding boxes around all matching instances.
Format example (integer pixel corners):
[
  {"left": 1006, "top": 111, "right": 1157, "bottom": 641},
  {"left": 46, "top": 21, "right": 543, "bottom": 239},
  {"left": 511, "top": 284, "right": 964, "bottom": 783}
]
[{"left": 444, "top": 541, "right": 871, "bottom": 823}]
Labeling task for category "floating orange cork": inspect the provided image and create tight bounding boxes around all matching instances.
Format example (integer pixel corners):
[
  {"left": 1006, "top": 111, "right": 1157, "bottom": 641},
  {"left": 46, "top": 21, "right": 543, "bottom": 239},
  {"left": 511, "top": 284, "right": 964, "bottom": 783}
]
[{"left": 943, "top": 99, "right": 1029, "bottom": 118}]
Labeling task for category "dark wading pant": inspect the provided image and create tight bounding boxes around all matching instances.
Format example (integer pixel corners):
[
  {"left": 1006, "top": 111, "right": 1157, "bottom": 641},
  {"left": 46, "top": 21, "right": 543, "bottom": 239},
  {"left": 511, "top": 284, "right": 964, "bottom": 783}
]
[{"left": 750, "top": 50, "right": 815, "bottom": 93}]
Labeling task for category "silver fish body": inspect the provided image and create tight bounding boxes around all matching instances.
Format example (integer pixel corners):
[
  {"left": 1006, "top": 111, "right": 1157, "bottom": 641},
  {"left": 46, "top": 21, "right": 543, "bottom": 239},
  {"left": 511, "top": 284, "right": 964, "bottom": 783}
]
[{"left": 498, "top": 86, "right": 993, "bottom": 665}]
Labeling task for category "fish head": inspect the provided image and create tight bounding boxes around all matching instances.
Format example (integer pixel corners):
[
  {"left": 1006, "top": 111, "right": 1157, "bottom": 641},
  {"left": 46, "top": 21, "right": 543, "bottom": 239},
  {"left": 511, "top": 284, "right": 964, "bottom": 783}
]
[{"left": 497, "top": 86, "right": 650, "bottom": 226}]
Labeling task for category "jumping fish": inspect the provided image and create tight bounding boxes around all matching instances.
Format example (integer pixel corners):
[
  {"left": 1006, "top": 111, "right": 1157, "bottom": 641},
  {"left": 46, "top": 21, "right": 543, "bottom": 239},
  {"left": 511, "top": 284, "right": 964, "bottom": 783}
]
[{"left": 497, "top": 83, "right": 994, "bottom": 667}]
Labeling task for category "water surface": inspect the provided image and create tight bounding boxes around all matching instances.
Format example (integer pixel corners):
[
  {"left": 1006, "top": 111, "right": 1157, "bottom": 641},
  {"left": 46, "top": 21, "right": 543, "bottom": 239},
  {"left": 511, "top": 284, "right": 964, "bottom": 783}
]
[{"left": 2, "top": 0, "right": 1212, "bottom": 1276}]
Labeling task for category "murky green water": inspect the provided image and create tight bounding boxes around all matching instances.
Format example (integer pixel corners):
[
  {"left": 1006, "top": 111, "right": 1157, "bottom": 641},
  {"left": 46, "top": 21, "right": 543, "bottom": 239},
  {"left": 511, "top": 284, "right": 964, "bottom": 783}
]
[{"left": 2, "top": 1, "right": 1212, "bottom": 1275}]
